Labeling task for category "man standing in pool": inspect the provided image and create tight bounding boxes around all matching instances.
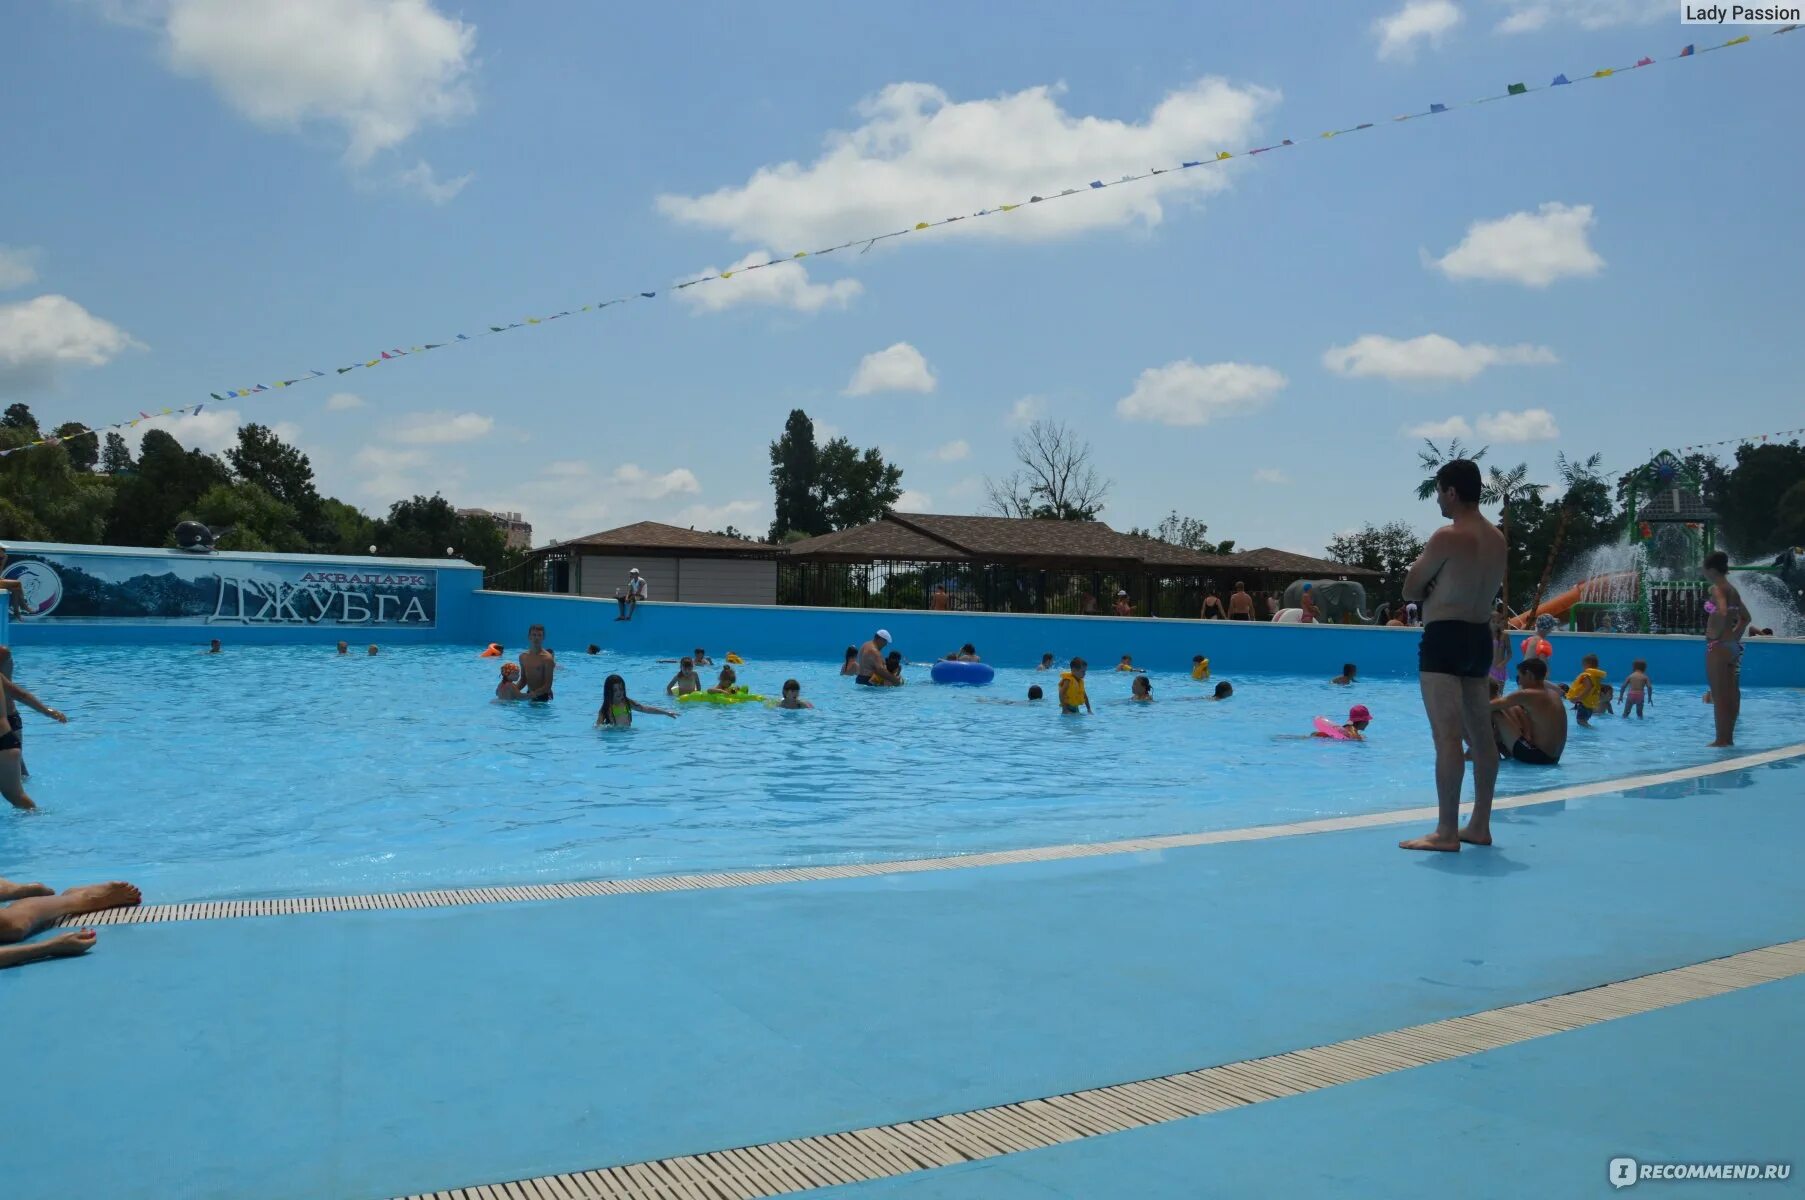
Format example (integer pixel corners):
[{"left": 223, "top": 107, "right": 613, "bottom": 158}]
[
  {"left": 1399, "top": 458, "right": 1507, "bottom": 853},
  {"left": 519, "top": 623, "right": 556, "bottom": 702},
  {"left": 856, "top": 630, "right": 900, "bottom": 685}
]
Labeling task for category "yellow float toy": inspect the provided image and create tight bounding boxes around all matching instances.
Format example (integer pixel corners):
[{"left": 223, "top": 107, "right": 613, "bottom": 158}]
[
  {"left": 725, "top": 652, "right": 745, "bottom": 664},
  {"left": 679, "top": 686, "right": 765, "bottom": 705}
]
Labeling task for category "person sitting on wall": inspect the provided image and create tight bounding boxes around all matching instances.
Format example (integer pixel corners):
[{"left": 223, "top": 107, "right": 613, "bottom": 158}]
[
  {"left": 519, "top": 624, "right": 555, "bottom": 701},
  {"left": 616, "top": 568, "right": 647, "bottom": 621},
  {"left": 1, "top": 878, "right": 142, "bottom": 970}
]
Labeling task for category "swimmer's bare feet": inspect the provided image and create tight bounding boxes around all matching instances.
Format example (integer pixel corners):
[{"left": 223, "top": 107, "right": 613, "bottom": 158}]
[
  {"left": 0, "top": 880, "right": 55, "bottom": 900},
  {"left": 1399, "top": 831, "right": 1461, "bottom": 853},
  {"left": 43, "top": 930, "right": 96, "bottom": 958},
  {"left": 59, "top": 882, "right": 141, "bottom": 915},
  {"left": 1459, "top": 825, "right": 1492, "bottom": 846},
  {"left": 1708, "top": 740, "right": 1733, "bottom": 748}
]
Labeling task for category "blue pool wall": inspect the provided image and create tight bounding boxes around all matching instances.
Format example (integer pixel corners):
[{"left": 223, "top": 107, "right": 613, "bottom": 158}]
[
  {"left": 468, "top": 590, "right": 1805, "bottom": 689},
  {"left": 0, "top": 540, "right": 1797, "bottom": 686}
]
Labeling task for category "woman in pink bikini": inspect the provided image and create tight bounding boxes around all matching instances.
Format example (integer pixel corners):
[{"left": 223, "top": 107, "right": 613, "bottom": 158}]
[{"left": 1702, "top": 551, "right": 1750, "bottom": 747}]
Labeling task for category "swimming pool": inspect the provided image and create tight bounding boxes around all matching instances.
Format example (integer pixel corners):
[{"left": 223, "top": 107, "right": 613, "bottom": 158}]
[{"left": 6, "top": 644, "right": 1801, "bottom": 902}]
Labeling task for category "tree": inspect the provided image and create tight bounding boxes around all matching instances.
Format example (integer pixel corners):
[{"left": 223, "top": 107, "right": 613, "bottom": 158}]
[
  {"left": 101, "top": 432, "right": 135, "bottom": 474},
  {"left": 1717, "top": 440, "right": 1805, "bottom": 558},
  {"left": 1486, "top": 462, "right": 1546, "bottom": 603},
  {"left": 985, "top": 419, "right": 1111, "bottom": 521},
  {"left": 1126, "top": 511, "right": 1235, "bottom": 554},
  {"left": 1325, "top": 521, "right": 1425, "bottom": 603},
  {"left": 227, "top": 423, "right": 326, "bottom": 539},
  {"left": 708, "top": 525, "right": 757, "bottom": 542},
  {"left": 103, "top": 429, "right": 230, "bottom": 547},
  {"left": 817, "top": 437, "right": 903, "bottom": 530},
  {"left": 1415, "top": 438, "right": 1489, "bottom": 501},
  {"left": 768, "top": 409, "right": 826, "bottom": 541},
  {"left": 0, "top": 422, "right": 115, "bottom": 543},
  {"left": 186, "top": 481, "right": 308, "bottom": 553},
  {"left": 317, "top": 497, "right": 377, "bottom": 556},
  {"left": 1, "top": 403, "right": 39, "bottom": 438},
  {"left": 54, "top": 423, "right": 99, "bottom": 472},
  {"left": 766, "top": 409, "right": 904, "bottom": 538},
  {"left": 1776, "top": 479, "right": 1805, "bottom": 550},
  {"left": 374, "top": 494, "right": 513, "bottom": 572}
]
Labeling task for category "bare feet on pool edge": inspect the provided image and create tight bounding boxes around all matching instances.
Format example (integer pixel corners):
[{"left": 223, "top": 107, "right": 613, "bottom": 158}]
[
  {"left": 1399, "top": 831, "right": 1461, "bottom": 853},
  {"left": 1459, "top": 825, "right": 1492, "bottom": 846},
  {"left": 1, "top": 881, "right": 54, "bottom": 901},
  {"left": 43, "top": 930, "right": 97, "bottom": 958},
  {"left": 60, "top": 882, "right": 141, "bottom": 915}
]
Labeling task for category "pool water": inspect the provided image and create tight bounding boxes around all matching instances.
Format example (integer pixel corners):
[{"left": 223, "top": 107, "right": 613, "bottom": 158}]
[{"left": 5, "top": 645, "right": 1801, "bottom": 902}]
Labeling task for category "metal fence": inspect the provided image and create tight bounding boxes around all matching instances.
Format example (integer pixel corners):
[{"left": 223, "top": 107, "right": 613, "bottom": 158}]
[{"left": 777, "top": 560, "right": 1237, "bottom": 616}]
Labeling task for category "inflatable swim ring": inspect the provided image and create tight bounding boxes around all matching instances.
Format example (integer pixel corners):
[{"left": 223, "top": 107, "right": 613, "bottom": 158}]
[
  {"left": 479, "top": 643, "right": 503, "bottom": 658},
  {"left": 679, "top": 687, "right": 766, "bottom": 704},
  {"left": 1312, "top": 715, "right": 1350, "bottom": 740},
  {"left": 930, "top": 659, "right": 995, "bottom": 685},
  {"left": 725, "top": 652, "right": 745, "bottom": 664}
]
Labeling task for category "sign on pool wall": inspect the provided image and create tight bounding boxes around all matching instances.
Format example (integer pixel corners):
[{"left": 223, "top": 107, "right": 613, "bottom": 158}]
[{"left": 0, "top": 551, "right": 437, "bottom": 627}]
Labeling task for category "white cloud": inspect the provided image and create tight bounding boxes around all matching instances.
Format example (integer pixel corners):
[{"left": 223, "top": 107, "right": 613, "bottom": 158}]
[
  {"left": 610, "top": 464, "right": 701, "bottom": 500},
  {"left": 656, "top": 76, "right": 1277, "bottom": 248},
  {"left": 932, "top": 438, "right": 970, "bottom": 462},
  {"left": 1253, "top": 468, "right": 1290, "bottom": 485},
  {"left": 1375, "top": 0, "right": 1462, "bottom": 61},
  {"left": 674, "top": 498, "right": 764, "bottom": 532},
  {"left": 352, "top": 443, "right": 437, "bottom": 499},
  {"left": 0, "top": 246, "right": 39, "bottom": 291},
  {"left": 1404, "top": 416, "right": 1476, "bottom": 439},
  {"left": 946, "top": 475, "right": 982, "bottom": 498},
  {"left": 1477, "top": 407, "right": 1560, "bottom": 442},
  {"left": 387, "top": 410, "right": 494, "bottom": 445},
  {"left": 325, "top": 391, "right": 364, "bottom": 410},
  {"left": 106, "top": 0, "right": 477, "bottom": 166},
  {"left": 1429, "top": 202, "right": 1604, "bottom": 287},
  {"left": 1323, "top": 334, "right": 1558, "bottom": 383},
  {"left": 1115, "top": 359, "right": 1286, "bottom": 427},
  {"left": 0, "top": 294, "right": 142, "bottom": 392},
  {"left": 844, "top": 341, "right": 936, "bottom": 396},
  {"left": 1494, "top": 1, "right": 1667, "bottom": 33},
  {"left": 1007, "top": 396, "right": 1045, "bottom": 426},
  {"left": 894, "top": 490, "right": 933, "bottom": 512},
  {"left": 128, "top": 408, "right": 300, "bottom": 456},
  {"left": 544, "top": 460, "right": 589, "bottom": 478},
  {"left": 678, "top": 249, "right": 863, "bottom": 314},
  {"left": 394, "top": 159, "right": 473, "bottom": 204},
  {"left": 811, "top": 419, "right": 843, "bottom": 443}
]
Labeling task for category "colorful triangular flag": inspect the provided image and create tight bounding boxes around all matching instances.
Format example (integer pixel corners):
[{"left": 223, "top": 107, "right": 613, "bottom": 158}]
[
  {"left": 1507, "top": 82, "right": 1528, "bottom": 95},
  {"left": 1430, "top": 102, "right": 1449, "bottom": 112},
  {"left": 1679, "top": 44, "right": 1695, "bottom": 56},
  {"left": 1551, "top": 74, "right": 1570, "bottom": 85}
]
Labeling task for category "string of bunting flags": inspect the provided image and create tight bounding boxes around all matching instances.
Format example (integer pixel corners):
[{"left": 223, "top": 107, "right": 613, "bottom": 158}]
[
  {"left": 4, "top": 24, "right": 1797, "bottom": 461},
  {"left": 1675, "top": 425, "right": 1805, "bottom": 456}
]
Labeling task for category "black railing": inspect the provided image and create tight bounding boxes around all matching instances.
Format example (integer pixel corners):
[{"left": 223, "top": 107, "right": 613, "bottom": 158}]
[{"left": 777, "top": 561, "right": 1235, "bottom": 616}]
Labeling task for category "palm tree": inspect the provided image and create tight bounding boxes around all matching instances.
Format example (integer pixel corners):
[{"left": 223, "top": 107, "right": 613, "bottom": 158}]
[
  {"left": 1556, "top": 451, "right": 1604, "bottom": 496},
  {"left": 1487, "top": 462, "right": 1548, "bottom": 608},
  {"left": 1415, "top": 438, "right": 1490, "bottom": 501}
]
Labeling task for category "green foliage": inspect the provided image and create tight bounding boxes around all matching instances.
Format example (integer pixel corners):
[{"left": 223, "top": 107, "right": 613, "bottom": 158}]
[
  {"left": 104, "top": 429, "right": 231, "bottom": 546},
  {"left": 101, "top": 432, "right": 134, "bottom": 474},
  {"left": 186, "top": 482, "right": 309, "bottom": 553},
  {"left": 54, "top": 423, "right": 99, "bottom": 472},
  {"left": 373, "top": 494, "right": 518, "bottom": 573},
  {"left": 1415, "top": 438, "right": 1488, "bottom": 501},
  {"left": 1776, "top": 480, "right": 1805, "bottom": 550},
  {"left": 1325, "top": 521, "right": 1424, "bottom": 602},
  {"left": 228, "top": 423, "right": 327, "bottom": 540},
  {"left": 1716, "top": 441, "right": 1805, "bottom": 558},
  {"left": 1127, "top": 511, "right": 1235, "bottom": 554},
  {"left": 2, "top": 403, "right": 40, "bottom": 437},
  {"left": 767, "top": 408, "right": 904, "bottom": 539}
]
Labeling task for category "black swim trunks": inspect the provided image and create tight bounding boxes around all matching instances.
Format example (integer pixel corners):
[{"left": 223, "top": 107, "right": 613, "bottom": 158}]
[
  {"left": 1506, "top": 737, "right": 1557, "bottom": 766},
  {"left": 1418, "top": 620, "right": 1493, "bottom": 678},
  {"left": 1229, "top": 612, "right": 1249, "bottom": 621},
  {"left": 530, "top": 690, "right": 553, "bottom": 702}
]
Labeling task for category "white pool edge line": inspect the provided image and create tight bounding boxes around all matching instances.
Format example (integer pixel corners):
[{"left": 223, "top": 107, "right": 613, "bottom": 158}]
[{"left": 62, "top": 742, "right": 1805, "bottom": 928}]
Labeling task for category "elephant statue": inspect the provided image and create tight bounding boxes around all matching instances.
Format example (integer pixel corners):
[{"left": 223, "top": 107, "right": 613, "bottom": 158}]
[{"left": 1280, "top": 579, "right": 1374, "bottom": 624}]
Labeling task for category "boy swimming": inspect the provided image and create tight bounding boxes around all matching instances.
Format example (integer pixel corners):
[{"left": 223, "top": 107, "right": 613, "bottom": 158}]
[
  {"left": 1059, "top": 658, "right": 1091, "bottom": 714},
  {"left": 1331, "top": 663, "right": 1356, "bottom": 686},
  {"left": 1037, "top": 653, "right": 1056, "bottom": 671},
  {"left": 1130, "top": 676, "right": 1153, "bottom": 702},
  {"left": 1116, "top": 655, "right": 1143, "bottom": 673},
  {"left": 666, "top": 657, "right": 702, "bottom": 696},
  {"left": 774, "top": 679, "right": 813, "bottom": 710}
]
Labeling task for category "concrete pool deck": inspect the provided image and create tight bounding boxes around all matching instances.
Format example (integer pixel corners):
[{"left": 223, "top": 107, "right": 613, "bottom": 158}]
[{"left": 4, "top": 748, "right": 1802, "bottom": 1199}]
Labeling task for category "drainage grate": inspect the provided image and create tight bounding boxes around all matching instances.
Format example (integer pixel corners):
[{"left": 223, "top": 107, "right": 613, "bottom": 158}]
[{"left": 395, "top": 938, "right": 1805, "bottom": 1200}]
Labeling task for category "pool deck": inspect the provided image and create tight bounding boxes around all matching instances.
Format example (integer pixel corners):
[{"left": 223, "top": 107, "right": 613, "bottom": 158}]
[{"left": 4, "top": 745, "right": 1803, "bottom": 1200}]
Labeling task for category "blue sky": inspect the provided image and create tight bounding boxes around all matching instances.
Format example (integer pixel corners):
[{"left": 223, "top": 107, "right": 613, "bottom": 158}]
[{"left": 3, "top": 0, "right": 1799, "bottom": 554}]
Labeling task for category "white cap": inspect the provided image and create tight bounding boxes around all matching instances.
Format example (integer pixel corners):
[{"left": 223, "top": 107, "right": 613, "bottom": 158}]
[
  {"left": 875, "top": 629, "right": 892, "bottom": 642},
  {"left": 1116, "top": 589, "right": 1128, "bottom": 596},
  {"left": 629, "top": 567, "right": 640, "bottom": 574}
]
